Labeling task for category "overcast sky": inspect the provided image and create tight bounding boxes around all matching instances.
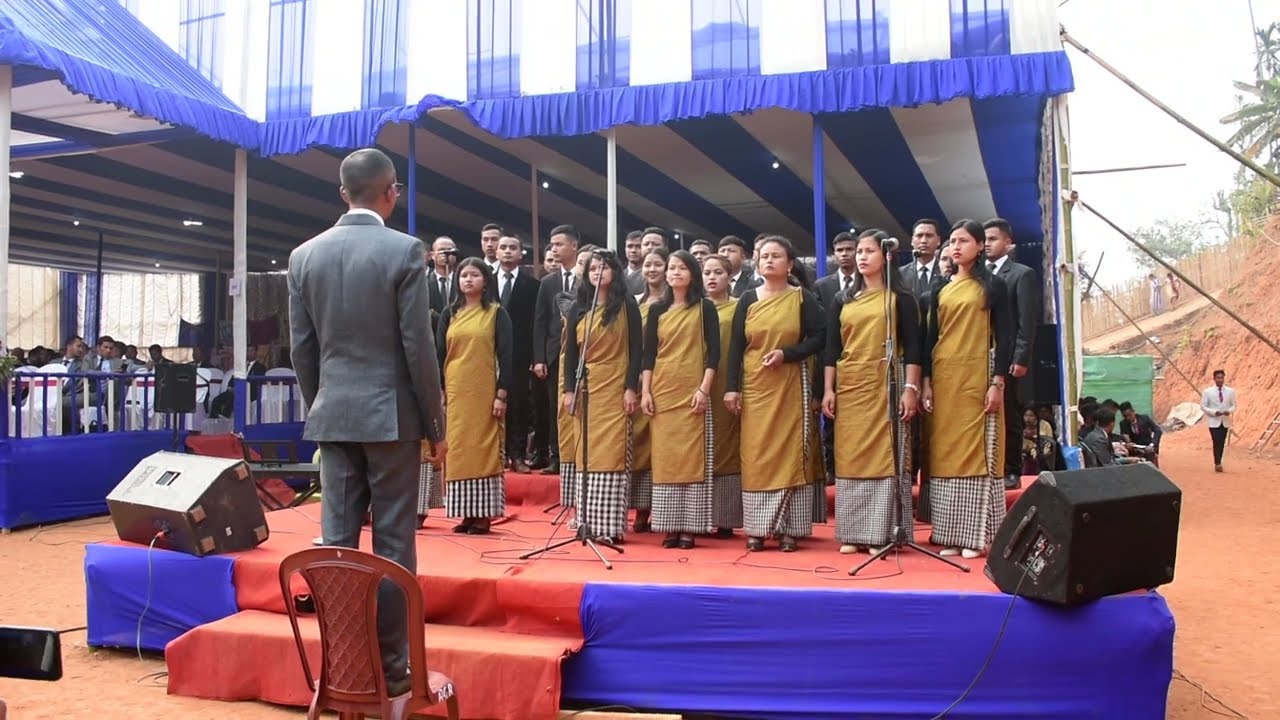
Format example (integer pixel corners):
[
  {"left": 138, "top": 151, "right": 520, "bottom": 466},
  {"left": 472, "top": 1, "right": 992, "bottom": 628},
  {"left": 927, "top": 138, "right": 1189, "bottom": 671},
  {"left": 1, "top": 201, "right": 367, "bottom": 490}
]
[{"left": 1060, "top": 0, "right": 1278, "bottom": 287}]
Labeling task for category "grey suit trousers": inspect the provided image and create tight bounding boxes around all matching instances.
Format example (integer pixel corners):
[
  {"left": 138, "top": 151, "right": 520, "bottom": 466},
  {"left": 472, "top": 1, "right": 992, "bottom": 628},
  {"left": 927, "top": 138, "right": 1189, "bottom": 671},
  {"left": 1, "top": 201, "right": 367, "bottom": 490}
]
[{"left": 318, "top": 440, "right": 420, "bottom": 685}]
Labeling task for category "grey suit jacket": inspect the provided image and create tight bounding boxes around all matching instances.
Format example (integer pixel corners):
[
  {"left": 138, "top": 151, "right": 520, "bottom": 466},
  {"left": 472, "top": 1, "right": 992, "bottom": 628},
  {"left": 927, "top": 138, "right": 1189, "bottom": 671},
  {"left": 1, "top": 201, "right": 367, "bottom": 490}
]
[{"left": 288, "top": 213, "right": 445, "bottom": 443}]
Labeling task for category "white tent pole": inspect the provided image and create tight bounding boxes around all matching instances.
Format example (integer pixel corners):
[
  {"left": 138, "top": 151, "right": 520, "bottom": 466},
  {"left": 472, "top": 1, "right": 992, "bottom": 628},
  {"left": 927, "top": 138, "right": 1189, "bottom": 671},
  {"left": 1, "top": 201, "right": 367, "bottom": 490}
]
[
  {"left": 0, "top": 66, "right": 12, "bottom": 343},
  {"left": 530, "top": 163, "right": 540, "bottom": 270},
  {"left": 606, "top": 130, "right": 617, "bottom": 251},
  {"left": 233, "top": 148, "right": 248, "bottom": 376}
]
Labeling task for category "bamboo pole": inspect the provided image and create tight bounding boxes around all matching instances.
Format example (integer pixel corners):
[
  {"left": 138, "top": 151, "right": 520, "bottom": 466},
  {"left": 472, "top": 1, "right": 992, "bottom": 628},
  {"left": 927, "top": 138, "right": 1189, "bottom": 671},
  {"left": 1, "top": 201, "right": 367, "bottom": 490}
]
[
  {"left": 1061, "top": 30, "right": 1280, "bottom": 191},
  {"left": 1056, "top": 98, "right": 1082, "bottom": 445},
  {"left": 1075, "top": 197, "right": 1280, "bottom": 357},
  {"left": 1074, "top": 163, "right": 1186, "bottom": 176}
]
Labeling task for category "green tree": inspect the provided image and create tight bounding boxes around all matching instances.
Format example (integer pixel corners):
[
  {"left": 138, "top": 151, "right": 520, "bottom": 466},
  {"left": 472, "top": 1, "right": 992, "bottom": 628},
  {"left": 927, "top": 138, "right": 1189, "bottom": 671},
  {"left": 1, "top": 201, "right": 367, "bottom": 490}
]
[
  {"left": 1221, "top": 23, "right": 1280, "bottom": 167},
  {"left": 1129, "top": 218, "right": 1208, "bottom": 269}
]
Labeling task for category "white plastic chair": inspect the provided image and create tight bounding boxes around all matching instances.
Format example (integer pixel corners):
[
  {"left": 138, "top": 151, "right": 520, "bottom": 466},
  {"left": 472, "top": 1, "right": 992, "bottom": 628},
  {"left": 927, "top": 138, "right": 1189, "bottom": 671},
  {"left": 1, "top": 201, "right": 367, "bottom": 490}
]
[
  {"left": 261, "top": 368, "right": 303, "bottom": 423},
  {"left": 124, "top": 371, "right": 164, "bottom": 431},
  {"left": 26, "top": 363, "right": 68, "bottom": 437}
]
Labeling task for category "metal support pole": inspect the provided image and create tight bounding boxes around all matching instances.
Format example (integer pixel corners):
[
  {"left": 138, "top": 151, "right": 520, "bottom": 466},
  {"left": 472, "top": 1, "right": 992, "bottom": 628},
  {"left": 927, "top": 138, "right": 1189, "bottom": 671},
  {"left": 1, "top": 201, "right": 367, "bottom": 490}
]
[
  {"left": 93, "top": 230, "right": 104, "bottom": 341},
  {"left": 1075, "top": 196, "right": 1280, "bottom": 357},
  {"left": 1062, "top": 30, "right": 1280, "bottom": 190},
  {"left": 530, "top": 164, "right": 541, "bottom": 270},
  {"left": 0, "top": 65, "right": 11, "bottom": 341},
  {"left": 812, "top": 115, "right": 828, "bottom": 277},
  {"left": 233, "top": 149, "right": 248, "bottom": 376},
  {"left": 407, "top": 124, "right": 418, "bottom": 237},
  {"left": 607, "top": 130, "right": 618, "bottom": 252}
]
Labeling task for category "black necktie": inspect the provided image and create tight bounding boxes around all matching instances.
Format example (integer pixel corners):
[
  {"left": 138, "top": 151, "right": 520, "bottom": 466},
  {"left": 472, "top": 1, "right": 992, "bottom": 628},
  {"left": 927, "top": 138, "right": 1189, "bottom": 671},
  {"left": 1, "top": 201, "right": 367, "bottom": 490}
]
[
  {"left": 501, "top": 272, "right": 513, "bottom": 305},
  {"left": 842, "top": 275, "right": 853, "bottom": 292},
  {"left": 564, "top": 272, "right": 573, "bottom": 292},
  {"left": 438, "top": 275, "right": 448, "bottom": 300},
  {"left": 917, "top": 266, "right": 929, "bottom": 295},
  {"left": 988, "top": 261, "right": 997, "bottom": 273}
]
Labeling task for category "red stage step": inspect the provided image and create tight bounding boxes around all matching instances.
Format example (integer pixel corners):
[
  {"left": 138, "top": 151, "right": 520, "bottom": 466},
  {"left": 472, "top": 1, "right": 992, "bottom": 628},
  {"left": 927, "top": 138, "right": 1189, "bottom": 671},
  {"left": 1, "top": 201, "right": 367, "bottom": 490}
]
[{"left": 165, "top": 609, "right": 580, "bottom": 720}]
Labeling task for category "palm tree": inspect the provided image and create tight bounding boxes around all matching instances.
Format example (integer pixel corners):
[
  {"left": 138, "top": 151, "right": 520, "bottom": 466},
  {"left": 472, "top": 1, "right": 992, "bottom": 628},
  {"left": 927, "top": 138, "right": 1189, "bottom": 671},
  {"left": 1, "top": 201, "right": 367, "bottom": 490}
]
[{"left": 1221, "top": 23, "right": 1280, "bottom": 167}]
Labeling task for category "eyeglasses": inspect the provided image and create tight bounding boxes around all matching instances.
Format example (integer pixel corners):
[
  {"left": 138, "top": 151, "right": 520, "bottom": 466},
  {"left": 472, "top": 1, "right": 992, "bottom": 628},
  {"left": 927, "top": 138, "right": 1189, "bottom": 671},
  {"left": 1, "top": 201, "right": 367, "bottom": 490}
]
[{"left": 389, "top": 182, "right": 405, "bottom": 196}]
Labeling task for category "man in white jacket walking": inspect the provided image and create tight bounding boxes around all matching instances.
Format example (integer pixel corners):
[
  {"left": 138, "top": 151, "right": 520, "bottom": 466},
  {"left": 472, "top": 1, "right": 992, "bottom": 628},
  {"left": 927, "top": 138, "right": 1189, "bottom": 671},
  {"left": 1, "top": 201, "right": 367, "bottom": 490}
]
[{"left": 1200, "top": 369, "right": 1237, "bottom": 473}]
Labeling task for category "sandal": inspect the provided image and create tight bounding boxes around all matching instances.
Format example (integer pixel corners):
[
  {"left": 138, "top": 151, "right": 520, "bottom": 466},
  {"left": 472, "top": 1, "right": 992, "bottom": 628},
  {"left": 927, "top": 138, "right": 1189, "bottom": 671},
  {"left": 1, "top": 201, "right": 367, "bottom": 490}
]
[
  {"left": 746, "top": 537, "right": 765, "bottom": 552},
  {"left": 779, "top": 535, "right": 798, "bottom": 553}
]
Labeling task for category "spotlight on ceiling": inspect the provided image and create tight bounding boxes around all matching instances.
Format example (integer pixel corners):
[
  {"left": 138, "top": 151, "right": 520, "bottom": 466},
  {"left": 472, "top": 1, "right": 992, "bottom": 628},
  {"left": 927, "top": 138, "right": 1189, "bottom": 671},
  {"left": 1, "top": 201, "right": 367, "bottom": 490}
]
[
  {"left": 182, "top": 219, "right": 203, "bottom": 227},
  {"left": 72, "top": 220, "right": 80, "bottom": 226},
  {"left": 541, "top": 180, "right": 550, "bottom": 189},
  {"left": 270, "top": 259, "right": 277, "bottom": 265},
  {"left": 673, "top": 233, "right": 681, "bottom": 240},
  {"left": 771, "top": 160, "right": 780, "bottom": 170},
  {"left": 154, "top": 262, "right": 161, "bottom": 268},
  {"left": 8, "top": 171, "right": 24, "bottom": 179}
]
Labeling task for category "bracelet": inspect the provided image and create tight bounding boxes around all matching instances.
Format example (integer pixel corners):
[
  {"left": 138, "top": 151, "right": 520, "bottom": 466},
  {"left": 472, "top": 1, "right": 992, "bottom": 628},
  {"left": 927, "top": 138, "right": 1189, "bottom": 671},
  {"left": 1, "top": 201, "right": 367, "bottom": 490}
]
[
  {"left": 696, "top": 388, "right": 709, "bottom": 397},
  {"left": 902, "top": 383, "right": 919, "bottom": 393},
  {"left": 495, "top": 395, "right": 508, "bottom": 402}
]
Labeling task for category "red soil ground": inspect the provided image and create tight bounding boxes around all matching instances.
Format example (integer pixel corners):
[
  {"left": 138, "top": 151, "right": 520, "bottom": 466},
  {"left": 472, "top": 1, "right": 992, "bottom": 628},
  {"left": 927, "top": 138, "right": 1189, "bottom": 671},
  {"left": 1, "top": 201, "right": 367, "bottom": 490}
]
[{"left": 0, "top": 430, "right": 1272, "bottom": 719}]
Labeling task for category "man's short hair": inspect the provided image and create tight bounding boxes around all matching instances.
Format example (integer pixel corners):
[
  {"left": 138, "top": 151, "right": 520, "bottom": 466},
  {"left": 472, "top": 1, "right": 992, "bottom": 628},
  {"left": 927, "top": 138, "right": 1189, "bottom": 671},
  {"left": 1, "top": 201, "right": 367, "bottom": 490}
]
[
  {"left": 1119, "top": 401, "right": 1134, "bottom": 412},
  {"left": 625, "top": 230, "right": 644, "bottom": 242},
  {"left": 912, "top": 218, "right": 941, "bottom": 235},
  {"left": 832, "top": 231, "right": 857, "bottom": 246},
  {"left": 641, "top": 226, "right": 667, "bottom": 240},
  {"left": 983, "top": 218, "right": 1014, "bottom": 239},
  {"left": 689, "top": 238, "right": 712, "bottom": 249},
  {"left": 1213, "top": 369, "right": 1225, "bottom": 377},
  {"left": 718, "top": 235, "right": 747, "bottom": 251},
  {"left": 1094, "top": 407, "right": 1117, "bottom": 427},
  {"left": 339, "top": 148, "right": 396, "bottom": 203},
  {"left": 482, "top": 222, "right": 503, "bottom": 234},
  {"left": 549, "top": 224, "right": 580, "bottom": 244}
]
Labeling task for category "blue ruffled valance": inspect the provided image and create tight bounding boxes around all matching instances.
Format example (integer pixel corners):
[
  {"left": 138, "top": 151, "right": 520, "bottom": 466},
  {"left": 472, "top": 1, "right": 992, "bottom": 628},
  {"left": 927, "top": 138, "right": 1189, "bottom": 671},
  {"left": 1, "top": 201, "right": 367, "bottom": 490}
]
[
  {"left": 0, "top": 0, "right": 259, "bottom": 148},
  {"left": 255, "top": 50, "right": 1074, "bottom": 156}
]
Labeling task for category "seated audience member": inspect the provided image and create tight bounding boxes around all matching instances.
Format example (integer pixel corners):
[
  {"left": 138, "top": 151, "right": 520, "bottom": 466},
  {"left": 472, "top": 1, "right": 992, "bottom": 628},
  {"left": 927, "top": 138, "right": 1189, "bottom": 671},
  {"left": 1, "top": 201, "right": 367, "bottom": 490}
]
[
  {"left": 1081, "top": 406, "right": 1144, "bottom": 467},
  {"left": 1077, "top": 399, "right": 1099, "bottom": 440},
  {"left": 1118, "top": 401, "right": 1162, "bottom": 465},
  {"left": 1021, "top": 407, "right": 1057, "bottom": 474}
]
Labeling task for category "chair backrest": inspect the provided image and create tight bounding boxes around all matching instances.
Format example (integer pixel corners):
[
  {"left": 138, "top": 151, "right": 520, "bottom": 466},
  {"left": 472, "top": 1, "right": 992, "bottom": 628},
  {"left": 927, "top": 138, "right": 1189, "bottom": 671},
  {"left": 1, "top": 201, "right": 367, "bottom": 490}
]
[{"left": 277, "top": 547, "right": 428, "bottom": 706}]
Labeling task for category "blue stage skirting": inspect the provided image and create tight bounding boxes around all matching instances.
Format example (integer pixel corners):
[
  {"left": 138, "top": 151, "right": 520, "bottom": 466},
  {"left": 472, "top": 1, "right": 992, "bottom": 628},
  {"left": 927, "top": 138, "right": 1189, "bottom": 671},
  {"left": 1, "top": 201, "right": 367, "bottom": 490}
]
[
  {"left": 562, "top": 583, "right": 1174, "bottom": 719},
  {"left": 84, "top": 543, "right": 239, "bottom": 652}
]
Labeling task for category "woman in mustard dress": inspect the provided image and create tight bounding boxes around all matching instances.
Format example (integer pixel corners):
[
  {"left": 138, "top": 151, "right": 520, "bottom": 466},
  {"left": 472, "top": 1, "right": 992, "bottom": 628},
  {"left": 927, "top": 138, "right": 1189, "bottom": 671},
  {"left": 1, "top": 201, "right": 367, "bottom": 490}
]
[
  {"left": 640, "top": 250, "right": 720, "bottom": 549},
  {"left": 821, "top": 230, "right": 922, "bottom": 553},
  {"left": 629, "top": 247, "right": 668, "bottom": 532},
  {"left": 702, "top": 255, "right": 742, "bottom": 536},
  {"left": 563, "top": 251, "right": 642, "bottom": 543},
  {"left": 556, "top": 246, "right": 593, "bottom": 511},
  {"left": 435, "top": 258, "right": 513, "bottom": 534},
  {"left": 921, "top": 219, "right": 1014, "bottom": 559},
  {"left": 724, "top": 236, "right": 825, "bottom": 552}
]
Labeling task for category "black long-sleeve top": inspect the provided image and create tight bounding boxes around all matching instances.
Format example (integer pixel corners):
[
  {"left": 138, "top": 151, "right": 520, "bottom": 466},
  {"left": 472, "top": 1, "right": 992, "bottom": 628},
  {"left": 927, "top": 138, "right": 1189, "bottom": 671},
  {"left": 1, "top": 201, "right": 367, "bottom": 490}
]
[
  {"left": 922, "top": 274, "right": 1014, "bottom": 379},
  {"left": 725, "top": 288, "right": 825, "bottom": 393},
  {"left": 821, "top": 289, "right": 922, "bottom": 368},
  {"left": 641, "top": 298, "right": 721, "bottom": 372},
  {"left": 435, "top": 304, "right": 514, "bottom": 392},
  {"left": 562, "top": 295, "right": 643, "bottom": 392}
]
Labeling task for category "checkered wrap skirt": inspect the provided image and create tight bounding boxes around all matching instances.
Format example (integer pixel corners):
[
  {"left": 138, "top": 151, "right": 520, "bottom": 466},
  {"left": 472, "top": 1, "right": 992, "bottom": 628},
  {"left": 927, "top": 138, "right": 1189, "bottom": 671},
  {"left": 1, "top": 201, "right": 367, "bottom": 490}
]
[
  {"left": 651, "top": 409, "right": 715, "bottom": 534},
  {"left": 804, "top": 363, "right": 829, "bottom": 524},
  {"left": 712, "top": 474, "right": 743, "bottom": 529},
  {"left": 743, "top": 485, "right": 814, "bottom": 539},
  {"left": 628, "top": 470, "right": 653, "bottom": 510},
  {"left": 416, "top": 462, "right": 444, "bottom": 516},
  {"left": 445, "top": 475, "right": 506, "bottom": 518},
  {"left": 928, "top": 354, "right": 1007, "bottom": 552},
  {"left": 834, "top": 361, "right": 915, "bottom": 546},
  {"left": 559, "top": 462, "right": 578, "bottom": 506},
  {"left": 577, "top": 471, "right": 631, "bottom": 539}
]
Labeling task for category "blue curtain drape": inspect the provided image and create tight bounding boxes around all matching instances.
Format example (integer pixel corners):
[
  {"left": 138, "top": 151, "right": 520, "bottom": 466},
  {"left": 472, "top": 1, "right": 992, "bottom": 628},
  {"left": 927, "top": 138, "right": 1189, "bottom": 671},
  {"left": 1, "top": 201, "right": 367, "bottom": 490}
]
[
  {"left": 467, "top": 0, "right": 523, "bottom": 99},
  {"left": 825, "top": 0, "right": 889, "bottom": 68},
  {"left": 59, "top": 273, "right": 80, "bottom": 345},
  {"left": 949, "top": 0, "right": 1010, "bottom": 58},
  {"left": 82, "top": 274, "right": 100, "bottom": 343},
  {"left": 362, "top": 0, "right": 408, "bottom": 108},
  {"left": 179, "top": 0, "right": 226, "bottom": 90},
  {"left": 576, "top": 0, "right": 631, "bottom": 91},
  {"left": 267, "top": 0, "right": 316, "bottom": 120},
  {"left": 691, "top": 0, "right": 761, "bottom": 81}
]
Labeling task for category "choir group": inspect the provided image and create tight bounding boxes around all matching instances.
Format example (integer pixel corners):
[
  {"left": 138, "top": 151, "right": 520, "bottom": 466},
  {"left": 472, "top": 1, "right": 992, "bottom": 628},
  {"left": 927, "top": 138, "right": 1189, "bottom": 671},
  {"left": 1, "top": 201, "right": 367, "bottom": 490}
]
[{"left": 418, "top": 217, "right": 1019, "bottom": 560}]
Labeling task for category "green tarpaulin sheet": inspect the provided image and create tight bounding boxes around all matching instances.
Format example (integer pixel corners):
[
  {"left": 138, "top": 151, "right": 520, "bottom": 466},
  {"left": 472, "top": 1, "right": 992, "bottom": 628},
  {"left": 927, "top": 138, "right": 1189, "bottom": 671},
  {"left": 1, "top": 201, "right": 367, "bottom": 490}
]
[{"left": 1082, "top": 355, "right": 1154, "bottom": 416}]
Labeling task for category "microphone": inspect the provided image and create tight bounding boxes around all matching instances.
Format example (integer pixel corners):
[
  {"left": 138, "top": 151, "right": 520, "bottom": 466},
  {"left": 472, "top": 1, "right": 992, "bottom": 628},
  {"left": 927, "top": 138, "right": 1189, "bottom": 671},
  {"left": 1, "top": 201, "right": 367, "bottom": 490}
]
[
  {"left": 912, "top": 249, "right": 924, "bottom": 258},
  {"left": 592, "top": 248, "right": 617, "bottom": 259},
  {"left": 881, "top": 237, "right": 899, "bottom": 253}
]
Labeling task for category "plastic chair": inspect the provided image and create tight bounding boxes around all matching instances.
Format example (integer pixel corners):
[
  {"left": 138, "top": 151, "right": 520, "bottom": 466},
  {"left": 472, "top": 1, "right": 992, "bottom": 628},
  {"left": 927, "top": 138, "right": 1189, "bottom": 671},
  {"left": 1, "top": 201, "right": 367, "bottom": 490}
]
[{"left": 277, "top": 547, "right": 459, "bottom": 720}]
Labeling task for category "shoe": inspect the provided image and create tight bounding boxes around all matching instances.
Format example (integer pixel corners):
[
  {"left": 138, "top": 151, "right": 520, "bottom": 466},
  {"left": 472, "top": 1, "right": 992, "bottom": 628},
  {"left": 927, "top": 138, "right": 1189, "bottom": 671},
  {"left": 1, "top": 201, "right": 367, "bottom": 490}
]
[
  {"left": 1215, "top": 464, "right": 1224, "bottom": 473},
  {"left": 713, "top": 528, "right": 734, "bottom": 539},
  {"left": 677, "top": 534, "right": 695, "bottom": 550},
  {"left": 451, "top": 518, "right": 475, "bottom": 533},
  {"left": 746, "top": 537, "right": 765, "bottom": 552},
  {"left": 961, "top": 548, "right": 983, "bottom": 560},
  {"left": 466, "top": 519, "right": 491, "bottom": 535},
  {"left": 541, "top": 460, "right": 560, "bottom": 475},
  {"left": 386, "top": 672, "right": 412, "bottom": 698},
  {"left": 1004, "top": 474, "right": 1021, "bottom": 490},
  {"left": 839, "top": 544, "right": 858, "bottom": 554},
  {"left": 662, "top": 534, "right": 680, "bottom": 549},
  {"left": 779, "top": 535, "right": 798, "bottom": 552},
  {"left": 939, "top": 547, "right": 961, "bottom": 556}
]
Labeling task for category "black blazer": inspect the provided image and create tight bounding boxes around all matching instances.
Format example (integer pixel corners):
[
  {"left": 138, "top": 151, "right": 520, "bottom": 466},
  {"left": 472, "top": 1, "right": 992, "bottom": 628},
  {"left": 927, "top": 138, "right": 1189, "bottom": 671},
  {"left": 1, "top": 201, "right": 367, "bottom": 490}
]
[
  {"left": 898, "top": 257, "right": 942, "bottom": 298},
  {"left": 427, "top": 270, "right": 457, "bottom": 319},
  {"left": 532, "top": 269, "right": 576, "bottom": 366},
  {"left": 496, "top": 266, "right": 539, "bottom": 369},
  {"left": 813, "top": 270, "right": 857, "bottom": 311},
  {"left": 993, "top": 259, "right": 1039, "bottom": 370},
  {"left": 731, "top": 270, "right": 760, "bottom": 298}
]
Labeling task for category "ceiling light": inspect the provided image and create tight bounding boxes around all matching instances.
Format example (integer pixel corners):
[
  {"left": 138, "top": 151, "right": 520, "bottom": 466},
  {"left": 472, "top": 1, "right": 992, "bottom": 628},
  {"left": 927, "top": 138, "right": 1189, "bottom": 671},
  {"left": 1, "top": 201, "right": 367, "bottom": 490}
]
[
  {"left": 72, "top": 220, "right": 80, "bottom": 226},
  {"left": 8, "top": 171, "right": 24, "bottom": 179},
  {"left": 541, "top": 181, "right": 550, "bottom": 189},
  {"left": 771, "top": 160, "right": 780, "bottom": 170},
  {"left": 182, "top": 219, "right": 203, "bottom": 227},
  {"left": 154, "top": 262, "right": 161, "bottom": 268},
  {"left": 270, "top": 259, "right": 277, "bottom": 265},
  {"left": 673, "top": 233, "right": 681, "bottom": 240}
]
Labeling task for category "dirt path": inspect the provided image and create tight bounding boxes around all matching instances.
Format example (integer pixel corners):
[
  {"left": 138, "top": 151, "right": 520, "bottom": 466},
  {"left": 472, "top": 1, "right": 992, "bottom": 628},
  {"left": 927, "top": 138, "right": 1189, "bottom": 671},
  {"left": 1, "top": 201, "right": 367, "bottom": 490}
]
[
  {"left": 1084, "top": 292, "right": 1216, "bottom": 354},
  {"left": 0, "top": 428, "right": 1273, "bottom": 719}
]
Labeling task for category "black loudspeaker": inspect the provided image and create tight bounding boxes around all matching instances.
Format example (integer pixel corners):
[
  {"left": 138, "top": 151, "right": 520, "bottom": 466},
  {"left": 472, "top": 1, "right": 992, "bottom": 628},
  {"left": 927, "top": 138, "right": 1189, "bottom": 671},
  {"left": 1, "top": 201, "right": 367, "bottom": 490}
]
[
  {"left": 1032, "top": 323, "right": 1061, "bottom": 406},
  {"left": 107, "top": 451, "right": 268, "bottom": 556},
  {"left": 155, "top": 363, "right": 197, "bottom": 414},
  {"left": 984, "top": 463, "right": 1180, "bottom": 606}
]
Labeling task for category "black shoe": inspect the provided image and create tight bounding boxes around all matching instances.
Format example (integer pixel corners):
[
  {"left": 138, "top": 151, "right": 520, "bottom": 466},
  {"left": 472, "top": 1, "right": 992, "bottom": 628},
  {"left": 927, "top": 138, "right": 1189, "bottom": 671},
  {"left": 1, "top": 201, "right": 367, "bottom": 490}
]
[
  {"left": 386, "top": 673, "right": 412, "bottom": 697},
  {"left": 541, "top": 459, "right": 561, "bottom": 475},
  {"left": 1004, "top": 474, "right": 1021, "bottom": 490}
]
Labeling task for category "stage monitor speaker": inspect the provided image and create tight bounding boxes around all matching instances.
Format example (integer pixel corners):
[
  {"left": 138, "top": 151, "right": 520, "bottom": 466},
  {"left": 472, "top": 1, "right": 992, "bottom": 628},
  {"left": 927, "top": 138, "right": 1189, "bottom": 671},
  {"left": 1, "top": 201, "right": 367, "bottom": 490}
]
[
  {"left": 984, "top": 463, "right": 1180, "bottom": 606},
  {"left": 155, "top": 363, "right": 197, "bottom": 414},
  {"left": 1032, "top": 323, "right": 1061, "bottom": 406},
  {"left": 107, "top": 451, "right": 268, "bottom": 557}
]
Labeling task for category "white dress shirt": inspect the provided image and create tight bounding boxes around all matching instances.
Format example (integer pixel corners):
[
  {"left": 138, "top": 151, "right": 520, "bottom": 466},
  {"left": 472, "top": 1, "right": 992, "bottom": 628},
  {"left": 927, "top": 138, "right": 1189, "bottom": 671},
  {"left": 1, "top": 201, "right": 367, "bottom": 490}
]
[
  {"left": 343, "top": 208, "right": 385, "bottom": 225},
  {"left": 1200, "top": 384, "right": 1237, "bottom": 428}
]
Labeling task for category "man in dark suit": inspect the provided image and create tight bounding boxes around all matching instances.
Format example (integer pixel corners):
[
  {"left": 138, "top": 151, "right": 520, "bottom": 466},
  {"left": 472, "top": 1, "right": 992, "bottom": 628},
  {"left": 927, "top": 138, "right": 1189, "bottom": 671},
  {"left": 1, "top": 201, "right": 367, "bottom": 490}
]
[
  {"left": 983, "top": 218, "right": 1039, "bottom": 489},
  {"left": 287, "top": 148, "right": 446, "bottom": 698},
  {"left": 426, "top": 235, "right": 459, "bottom": 321},
  {"left": 623, "top": 230, "right": 645, "bottom": 295},
  {"left": 899, "top": 218, "right": 944, "bottom": 297},
  {"left": 531, "top": 224, "right": 581, "bottom": 474},
  {"left": 496, "top": 232, "right": 539, "bottom": 472},
  {"left": 813, "top": 231, "right": 858, "bottom": 309},
  {"left": 717, "top": 235, "right": 757, "bottom": 297}
]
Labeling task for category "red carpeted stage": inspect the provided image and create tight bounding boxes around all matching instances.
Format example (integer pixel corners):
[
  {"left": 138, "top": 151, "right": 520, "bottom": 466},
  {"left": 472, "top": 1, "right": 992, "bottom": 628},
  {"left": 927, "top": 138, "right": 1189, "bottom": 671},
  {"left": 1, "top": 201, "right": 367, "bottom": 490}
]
[{"left": 158, "top": 472, "right": 1036, "bottom": 719}]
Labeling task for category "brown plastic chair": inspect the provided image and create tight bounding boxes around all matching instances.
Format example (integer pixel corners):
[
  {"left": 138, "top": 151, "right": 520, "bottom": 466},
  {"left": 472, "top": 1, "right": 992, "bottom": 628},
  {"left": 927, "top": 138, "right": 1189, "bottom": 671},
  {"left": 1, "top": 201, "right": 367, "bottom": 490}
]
[{"left": 278, "top": 547, "right": 460, "bottom": 720}]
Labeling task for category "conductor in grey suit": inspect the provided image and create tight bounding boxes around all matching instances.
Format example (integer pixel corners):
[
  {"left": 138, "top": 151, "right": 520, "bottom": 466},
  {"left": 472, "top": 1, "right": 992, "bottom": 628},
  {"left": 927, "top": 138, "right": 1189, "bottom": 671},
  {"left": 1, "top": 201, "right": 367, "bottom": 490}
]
[{"left": 288, "top": 148, "right": 446, "bottom": 697}]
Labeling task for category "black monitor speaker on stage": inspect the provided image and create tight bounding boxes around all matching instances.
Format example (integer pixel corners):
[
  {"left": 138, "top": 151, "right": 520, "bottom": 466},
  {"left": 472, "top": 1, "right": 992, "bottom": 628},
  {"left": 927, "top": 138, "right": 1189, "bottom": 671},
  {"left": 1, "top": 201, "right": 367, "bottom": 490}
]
[
  {"left": 155, "top": 363, "right": 198, "bottom": 414},
  {"left": 984, "top": 463, "right": 1180, "bottom": 606},
  {"left": 107, "top": 451, "right": 268, "bottom": 557}
]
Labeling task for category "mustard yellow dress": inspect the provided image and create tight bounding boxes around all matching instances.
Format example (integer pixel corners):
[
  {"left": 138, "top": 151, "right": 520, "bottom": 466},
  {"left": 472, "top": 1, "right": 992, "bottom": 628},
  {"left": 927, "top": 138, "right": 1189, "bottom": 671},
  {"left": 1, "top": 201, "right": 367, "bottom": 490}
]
[
  {"left": 824, "top": 289, "right": 922, "bottom": 546},
  {"left": 627, "top": 299, "right": 656, "bottom": 512},
  {"left": 924, "top": 275, "right": 1012, "bottom": 552},
  {"left": 562, "top": 295, "right": 642, "bottom": 539},
  {"left": 643, "top": 299, "right": 720, "bottom": 534},
  {"left": 557, "top": 312, "right": 578, "bottom": 507},
  {"left": 710, "top": 297, "right": 742, "bottom": 529},
  {"left": 726, "top": 287, "right": 825, "bottom": 542},
  {"left": 435, "top": 303, "right": 512, "bottom": 518}
]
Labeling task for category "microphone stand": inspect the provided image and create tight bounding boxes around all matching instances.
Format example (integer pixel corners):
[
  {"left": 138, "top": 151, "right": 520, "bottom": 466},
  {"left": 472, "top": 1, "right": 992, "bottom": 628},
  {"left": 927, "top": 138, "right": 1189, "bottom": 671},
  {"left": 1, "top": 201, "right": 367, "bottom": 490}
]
[
  {"left": 521, "top": 258, "right": 624, "bottom": 569},
  {"left": 851, "top": 251, "right": 969, "bottom": 576}
]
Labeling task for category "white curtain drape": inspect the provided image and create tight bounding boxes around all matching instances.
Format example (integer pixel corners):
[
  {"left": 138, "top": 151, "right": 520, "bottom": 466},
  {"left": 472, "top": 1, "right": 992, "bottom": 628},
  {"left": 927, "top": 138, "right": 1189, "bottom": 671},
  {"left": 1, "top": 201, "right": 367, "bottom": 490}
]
[
  {"left": 5, "top": 265, "right": 60, "bottom": 350},
  {"left": 81, "top": 272, "right": 202, "bottom": 347}
]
